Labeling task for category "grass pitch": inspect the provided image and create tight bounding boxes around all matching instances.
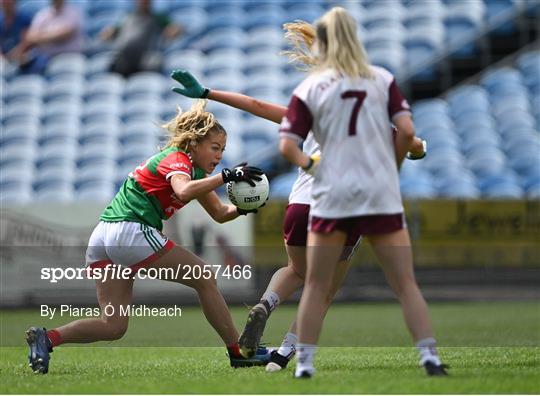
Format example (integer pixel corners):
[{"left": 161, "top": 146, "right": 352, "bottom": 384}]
[{"left": 1, "top": 302, "right": 539, "bottom": 394}]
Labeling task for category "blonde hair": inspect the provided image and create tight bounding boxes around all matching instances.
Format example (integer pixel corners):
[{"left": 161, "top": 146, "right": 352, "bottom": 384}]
[
  {"left": 314, "top": 7, "right": 374, "bottom": 79},
  {"left": 281, "top": 20, "right": 318, "bottom": 71},
  {"left": 161, "top": 100, "right": 225, "bottom": 151}
]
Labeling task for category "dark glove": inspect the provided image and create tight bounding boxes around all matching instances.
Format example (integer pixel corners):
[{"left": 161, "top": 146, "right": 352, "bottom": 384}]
[
  {"left": 237, "top": 207, "right": 258, "bottom": 215},
  {"left": 170, "top": 69, "right": 210, "bottom": 98},
  {"left": 237, "top": 202, "right": 266, "bottom": 216},
  {"left": 222, "top": 162, "right": 263, "bottom": 187}
]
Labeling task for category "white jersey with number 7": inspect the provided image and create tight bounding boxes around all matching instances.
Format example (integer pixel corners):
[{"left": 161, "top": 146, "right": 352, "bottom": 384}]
[{"left": 279, "top": 65, "right": 412, "bottom": 219}]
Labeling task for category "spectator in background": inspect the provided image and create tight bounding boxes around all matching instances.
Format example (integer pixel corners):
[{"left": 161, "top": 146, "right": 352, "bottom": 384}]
[
  {"left": 0, "top": 0, "right": 32, "bottom": 68},
  {"left": 18, "top": 0, "right": 83, "bottom": 73},
  {"left": 100, "top": 0, "right": 182, "bottom": 78}
]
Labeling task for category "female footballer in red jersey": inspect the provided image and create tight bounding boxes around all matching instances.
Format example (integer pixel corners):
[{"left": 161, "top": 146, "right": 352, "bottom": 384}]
[
  {"left": 278, "top": 8, "right": 447, "bottom": 378},
  {"left": 171, "top": 19, "right": 433, "bottom": 374},
  {"left": 26, "top": 100, "right": 271, "bottom": 374}
]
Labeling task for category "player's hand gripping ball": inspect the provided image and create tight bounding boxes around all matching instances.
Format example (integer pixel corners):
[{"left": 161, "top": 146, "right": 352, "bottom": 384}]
[{"left": 226, "top": 173, "right": 270, "bottom": 211}]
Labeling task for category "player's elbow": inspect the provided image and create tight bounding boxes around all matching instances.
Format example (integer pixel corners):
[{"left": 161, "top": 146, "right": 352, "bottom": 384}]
[{"left": 174, "top": 188, "right": 192, "bottom": 204}]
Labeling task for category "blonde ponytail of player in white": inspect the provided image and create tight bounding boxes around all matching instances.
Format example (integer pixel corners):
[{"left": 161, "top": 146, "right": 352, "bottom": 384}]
[{"left": 313, "top": 7, "right": 374, "bottom": 79}]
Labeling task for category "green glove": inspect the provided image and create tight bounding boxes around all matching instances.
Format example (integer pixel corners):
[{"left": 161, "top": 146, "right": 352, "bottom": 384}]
[{"left": 170, "top": 69, "right": 210, "bottom": 98}]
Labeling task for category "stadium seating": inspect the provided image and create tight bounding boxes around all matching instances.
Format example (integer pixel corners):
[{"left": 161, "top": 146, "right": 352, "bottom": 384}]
[{"left": 1, "top": 1, "right": 538, "bottom": 203}]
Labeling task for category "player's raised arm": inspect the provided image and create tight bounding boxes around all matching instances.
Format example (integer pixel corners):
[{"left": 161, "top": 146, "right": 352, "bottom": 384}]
[{"left": 171, "top": 69, "right": 286, "bottom": 124}]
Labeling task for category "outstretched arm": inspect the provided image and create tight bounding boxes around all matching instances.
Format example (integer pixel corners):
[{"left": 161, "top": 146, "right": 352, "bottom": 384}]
[
  {"left": 208, "top": 90, "right": 286, "bottom": 124},
  {"left": 171, "top": 69, "right": 286, "bottom": 124}
]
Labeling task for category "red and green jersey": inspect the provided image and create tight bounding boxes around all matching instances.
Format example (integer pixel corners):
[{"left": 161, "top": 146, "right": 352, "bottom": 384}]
[{"left": 100, "top": 147, "right": 206, "bottom": 230}]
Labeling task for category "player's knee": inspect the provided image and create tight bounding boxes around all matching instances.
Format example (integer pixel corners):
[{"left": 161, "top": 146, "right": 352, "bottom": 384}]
[
  {"left": 103, "top": 319, "right": 128, "bottom": 340},
  {"left": 289, "top": 263, "right": 305, "bottom": 280},
  {"left": 192, "top": 276, "right": 218, "bottom": 292}
]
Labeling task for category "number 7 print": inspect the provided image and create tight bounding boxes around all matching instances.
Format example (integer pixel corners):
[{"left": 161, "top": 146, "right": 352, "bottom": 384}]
[{"left": 341, "top": 90, "right": 367, "bottom": 136}]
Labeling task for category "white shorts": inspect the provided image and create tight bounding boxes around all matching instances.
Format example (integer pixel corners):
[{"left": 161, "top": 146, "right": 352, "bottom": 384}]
[{"left": 85, "top": 221, "right": 175, "bottom": 273}]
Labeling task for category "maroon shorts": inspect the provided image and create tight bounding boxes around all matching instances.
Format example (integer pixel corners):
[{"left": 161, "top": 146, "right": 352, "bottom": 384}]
[
  {"left": 309, "top": 213, "right": 406, "bottom": 246},
  {"left": 283, "top": 203, "right": 362, "bottom": 261}
]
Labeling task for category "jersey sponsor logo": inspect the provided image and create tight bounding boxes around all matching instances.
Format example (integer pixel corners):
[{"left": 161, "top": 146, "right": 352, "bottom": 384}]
[{"left": 170, "top": 162, "right": 190, "bottom": 171}]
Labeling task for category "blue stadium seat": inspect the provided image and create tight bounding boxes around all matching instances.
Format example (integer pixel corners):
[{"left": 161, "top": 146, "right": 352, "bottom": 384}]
[
  {"left": 1, "top": 180, "right": 33, "bottom": 204},
  {"left": 483, "top": 182, "right": 524, "bottom": 199},
  {"left": 423, "top": 148, "right": 466, "bottom": 175},
  {"left": 485, "top": 0, "right": 520, "bottom": 34},
  {"left": 412, "top": 98, "right": 450, "bottom": 118},
  {"left": 85, "top": 73, "right": 124, "bottom": 100},
  {"left": 244, "top": 49, "right": 287, "bottom": 75},
  {"left": 1, "top": 140, "right": 38, "bottom": 168},
  {"left": 124, "top": 72, "right": 166, "bottom": 98},
  {"left": 508, "top": 148, "right": 540, "bottom": 175},
  {"left": 122, "top": 97, "right": 162, "bottom": 123},
  {"left": 45, "top": 78, "right": 85, "bottom": 102},
  {"left": 117, "top": 145, "right": 156, "bottom": 167},
  {"left": 482, "top": 67, "right": 524, "bottom": 92},
  {"left": 400, "top": 176, "right": 438, "bottom": 199},
  {"left": 204, "top": 48, "right": 245, "bottom": 75},
  {"left": 86, "top": 52, "right": 114, "bottom": 77},
  {"left": 444, "top": 1, "right": 485, "bottom": 57},
  {"left": 163, "top": 49, "right": 204, "bottom": 75},
  {"left": 0, "top": 161, "right": 35, "bottom": 185},
  {"left": 199, "top": 27, "right": 246, "bottom": 52},
  {"left": 4, "top": 99, "right": 42, "bottom": 123},
  {"left": 78, "top": 142, "right": 118, "bottom": 168},
  {"left": 405, "top": 0, "right": 445, "bottom": 24},
  {"left": 404, "top": 22, "right": 444, "bottom": 80},
  {"left": 34, "top": 179, "right": 75, "bottom": 203},
  {"left": 206, "top": 11, "right": 247, "bottom": 33},
  {"left": 80, "top": 122, "right": 119, "bottom": 146},
  {"left": 516, "top": 50, "right": 540, "bottom": 84},
  {"left": 46, "top": 53, "right": 87, "bottom": 78},
  {"left": 43, "top": 99, "right": 82, "bottom": 122},
  {"left": 171, "top": 7, "right": 208, "bottom": 35},
  {"left": 498, "top": 112, "right": 536, "bottom": 135},
  {"left": 2, "top": 123, "right": 39, "bottom": 144},
  {"left": 438, "top": 178, "right": 481, "bottom": 199},
  {"left": 242, "top": 6, "right": 286, "bottom": 31},
  {"left": 244, "top": 26, "right": 284, "bottom": 52},
  {"left": 40, "top": 121, "right": 80, "bottom": 145},
  {"left": 82, "top": 100, "right": 121, "bottom": 125},
  {"left": 367, "top": 44, "right": 406, "bottom": 75},
  {"left": 76, "top": 180, "right": 116, "bottom": 202},
  {"left": 77, "top": 159, "right": 117, "bottom": 186},
  {"left": 34, "top": 164, "right": 75, "bottom": 188},
  {"left": 5, "top": 75, "right": 45, "bottom": 101},
  {"left": 285, "top": 3, "right": 326, "bottom": 23},
  {"left": 206, "top": 71, "right": 246, "bottom": 93}
]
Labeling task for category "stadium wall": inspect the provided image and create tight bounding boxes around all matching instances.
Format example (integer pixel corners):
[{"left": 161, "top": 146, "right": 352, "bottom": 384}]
[{"left": 254, "top": 200, "right": 540, "bottom": 268}]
